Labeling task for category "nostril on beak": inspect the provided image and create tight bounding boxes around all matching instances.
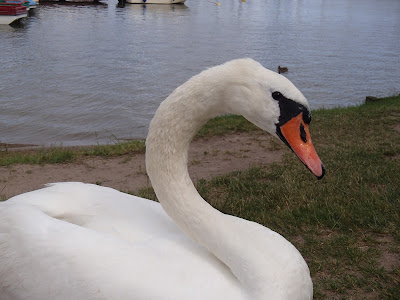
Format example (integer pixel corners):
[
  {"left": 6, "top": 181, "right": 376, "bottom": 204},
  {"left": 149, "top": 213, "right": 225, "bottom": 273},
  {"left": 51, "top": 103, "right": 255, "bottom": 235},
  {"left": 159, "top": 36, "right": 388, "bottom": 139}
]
[{"left": 300, "top": 123, "right": 307, "bottom": 143}]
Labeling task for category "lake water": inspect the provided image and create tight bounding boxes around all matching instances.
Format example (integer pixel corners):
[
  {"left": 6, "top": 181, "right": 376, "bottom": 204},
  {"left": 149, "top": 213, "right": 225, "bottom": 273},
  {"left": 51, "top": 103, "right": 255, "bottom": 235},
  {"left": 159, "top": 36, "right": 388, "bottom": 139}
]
[{"left": 1, "top": 0, "right": 399, "bottom": 146}]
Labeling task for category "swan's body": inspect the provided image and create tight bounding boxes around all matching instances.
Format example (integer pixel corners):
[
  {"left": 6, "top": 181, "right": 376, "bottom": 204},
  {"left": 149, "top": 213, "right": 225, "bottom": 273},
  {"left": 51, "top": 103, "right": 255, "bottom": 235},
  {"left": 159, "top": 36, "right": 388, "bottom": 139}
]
[{"left": 0, "top": 59, "right": 324, "bottom": 299}]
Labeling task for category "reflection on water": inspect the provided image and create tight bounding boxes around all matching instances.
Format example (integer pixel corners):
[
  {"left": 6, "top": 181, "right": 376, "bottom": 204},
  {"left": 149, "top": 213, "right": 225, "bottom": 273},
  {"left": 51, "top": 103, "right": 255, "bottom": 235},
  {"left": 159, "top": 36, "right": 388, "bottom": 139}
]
[{"left": 0, "top": 0, "right": 399, "bottom": 146}]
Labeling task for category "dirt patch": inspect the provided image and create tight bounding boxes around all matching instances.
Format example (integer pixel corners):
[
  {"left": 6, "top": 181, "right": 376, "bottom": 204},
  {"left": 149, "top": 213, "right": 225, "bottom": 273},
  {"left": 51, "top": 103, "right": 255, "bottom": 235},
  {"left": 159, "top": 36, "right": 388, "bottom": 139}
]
[
  {"left": 357, "top": 234, "right": 399, "bottom": 271},
  {"left": 375, "top": 234, "right": 400, "bottom": 272},
  {"left": 379, "top": 251, "right": 400, "bottom": 271},
  {"left": 0, "top": 132, "right": 285, "bottom": 200},
  {"left": 393, "top": 124, "right": 400, "bottom": 133}
]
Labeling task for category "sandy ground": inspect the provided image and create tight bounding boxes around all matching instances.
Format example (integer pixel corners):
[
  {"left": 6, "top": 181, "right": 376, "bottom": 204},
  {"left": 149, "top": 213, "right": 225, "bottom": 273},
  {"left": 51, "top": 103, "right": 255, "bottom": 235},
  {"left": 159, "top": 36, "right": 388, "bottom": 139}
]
[{"left": 1, "top": 132, "right": 284, "bottom": 200}]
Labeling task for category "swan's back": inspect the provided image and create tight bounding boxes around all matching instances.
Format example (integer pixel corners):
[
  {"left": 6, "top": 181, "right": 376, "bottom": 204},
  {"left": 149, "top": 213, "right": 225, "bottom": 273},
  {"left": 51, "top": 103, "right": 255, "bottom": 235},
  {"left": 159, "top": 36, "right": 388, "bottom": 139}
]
[
  {"left": 0, "top": 183, "right": 243, "bottom": 300},
  {"left": 7, "top": 182, "right": 174, "bottom": 242}
]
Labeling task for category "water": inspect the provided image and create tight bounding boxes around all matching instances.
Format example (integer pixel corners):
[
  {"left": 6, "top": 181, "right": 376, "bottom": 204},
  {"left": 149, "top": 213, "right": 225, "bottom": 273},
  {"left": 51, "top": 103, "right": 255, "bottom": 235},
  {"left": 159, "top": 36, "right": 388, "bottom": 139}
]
[{"left": 1, "top": 0, "right": 399, "bottom": 146}]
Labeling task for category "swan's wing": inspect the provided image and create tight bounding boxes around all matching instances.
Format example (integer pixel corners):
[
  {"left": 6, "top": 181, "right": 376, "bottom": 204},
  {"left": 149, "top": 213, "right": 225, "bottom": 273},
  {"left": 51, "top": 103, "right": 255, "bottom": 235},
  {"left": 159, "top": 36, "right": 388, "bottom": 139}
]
[
  {"left": 7, "top": 182, "right": 179, "bottom": 243},
  {"left": 0, "top": 184, "right": 243, "bottom": 300}
]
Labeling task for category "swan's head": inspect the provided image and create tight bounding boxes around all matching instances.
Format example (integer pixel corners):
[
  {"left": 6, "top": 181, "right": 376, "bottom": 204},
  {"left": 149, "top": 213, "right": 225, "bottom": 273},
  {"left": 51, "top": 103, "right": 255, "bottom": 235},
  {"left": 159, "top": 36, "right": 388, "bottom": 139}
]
[{"left": 222, "top": 59, "right": 325, "bottom": 179}]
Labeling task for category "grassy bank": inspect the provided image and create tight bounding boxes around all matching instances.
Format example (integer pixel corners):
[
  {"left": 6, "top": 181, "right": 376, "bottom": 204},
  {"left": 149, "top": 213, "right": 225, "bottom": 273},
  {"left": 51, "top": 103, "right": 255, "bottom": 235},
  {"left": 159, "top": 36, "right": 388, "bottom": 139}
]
[
  {"left": 2, "top": 95, "right": 399, "bottom": 298},
  {"left": 0, "top": 140, "right": 146, "bottom": 167},
  {"left": 0, "top": 116, "right": 258, "bottom": 167},
  {"left": 140, "top": 95, "right": 400, "bottom": 299}
]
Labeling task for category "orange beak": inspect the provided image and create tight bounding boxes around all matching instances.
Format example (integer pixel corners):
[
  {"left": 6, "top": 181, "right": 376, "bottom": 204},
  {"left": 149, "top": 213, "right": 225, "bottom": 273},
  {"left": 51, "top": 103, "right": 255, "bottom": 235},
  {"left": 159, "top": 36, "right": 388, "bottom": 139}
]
[{"left": 278, "top": 113, "right": 325, "bottom": 179}]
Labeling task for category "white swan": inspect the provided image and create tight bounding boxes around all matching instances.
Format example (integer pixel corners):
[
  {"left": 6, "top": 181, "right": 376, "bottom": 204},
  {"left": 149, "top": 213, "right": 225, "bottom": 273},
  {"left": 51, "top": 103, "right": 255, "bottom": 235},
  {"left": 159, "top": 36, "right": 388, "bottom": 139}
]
[{"left": 0, "top": 58, "right": 324, "bottom": 300}]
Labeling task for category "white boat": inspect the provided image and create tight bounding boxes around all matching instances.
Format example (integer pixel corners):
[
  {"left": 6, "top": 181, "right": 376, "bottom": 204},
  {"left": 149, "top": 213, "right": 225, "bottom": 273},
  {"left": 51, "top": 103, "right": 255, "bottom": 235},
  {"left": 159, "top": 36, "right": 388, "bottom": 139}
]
[
  {"left": 0, "top": 12, "right": 27, "bottom": 24},
  {"left": 126, "top": 0, "right": 185, "bottom": 4}
]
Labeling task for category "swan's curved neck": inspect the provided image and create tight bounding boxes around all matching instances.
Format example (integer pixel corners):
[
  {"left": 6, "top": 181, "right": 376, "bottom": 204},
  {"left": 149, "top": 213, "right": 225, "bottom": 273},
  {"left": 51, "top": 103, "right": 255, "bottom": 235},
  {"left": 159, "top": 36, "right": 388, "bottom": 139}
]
[
  {"left": 146, "top": 67, "right": 262, "bottom": 293},
  {"left": 146, "top": 69, "right": 225, "bottom": 245},
  {"left": 145, "top": 62, "right": 311, "bottom": 299}
]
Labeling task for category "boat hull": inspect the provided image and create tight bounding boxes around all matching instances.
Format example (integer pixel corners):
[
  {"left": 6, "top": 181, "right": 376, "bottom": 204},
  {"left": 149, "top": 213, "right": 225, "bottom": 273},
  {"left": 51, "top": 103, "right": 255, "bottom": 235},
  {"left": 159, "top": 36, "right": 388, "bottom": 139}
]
[
  {"left": 0, "top": 13, "right": 27, "bottom": 24},
  {"left": 126, "top": 0, "right": 185, "bottom": 4}
]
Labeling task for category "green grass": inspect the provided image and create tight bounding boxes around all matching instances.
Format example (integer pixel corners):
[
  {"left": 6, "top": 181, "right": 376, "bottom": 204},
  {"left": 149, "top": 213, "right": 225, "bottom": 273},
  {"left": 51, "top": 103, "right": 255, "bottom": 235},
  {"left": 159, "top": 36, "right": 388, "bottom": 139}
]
[
  {"left": 0, "top": 140, "right": 146, "bottom": 166},
  {"left": 138, "top": 95, "right": 400, "bottom": 299},
  {"left": 196, "top": 114, "right": 259, "bottom": 137},
  {"left": 0, "top": 115, "right": 255, "bottom": 167}
]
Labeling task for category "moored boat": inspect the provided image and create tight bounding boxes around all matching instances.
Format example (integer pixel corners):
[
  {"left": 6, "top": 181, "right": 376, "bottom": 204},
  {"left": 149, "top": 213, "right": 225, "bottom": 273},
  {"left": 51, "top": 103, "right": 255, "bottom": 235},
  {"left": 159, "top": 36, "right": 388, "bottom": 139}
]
[
  {"left": 27, "top": 0, "right": 38, "bottom": 10},
  {"left": 0, "top": 0, "right": 28, "bottom": 25}
]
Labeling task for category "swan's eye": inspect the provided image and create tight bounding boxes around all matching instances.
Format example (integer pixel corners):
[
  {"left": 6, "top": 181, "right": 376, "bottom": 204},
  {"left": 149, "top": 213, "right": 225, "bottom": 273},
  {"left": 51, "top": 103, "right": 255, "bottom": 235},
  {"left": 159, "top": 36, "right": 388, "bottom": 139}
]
[{"left": 272, "top": 91, "right": 283, "bottom": 100}]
